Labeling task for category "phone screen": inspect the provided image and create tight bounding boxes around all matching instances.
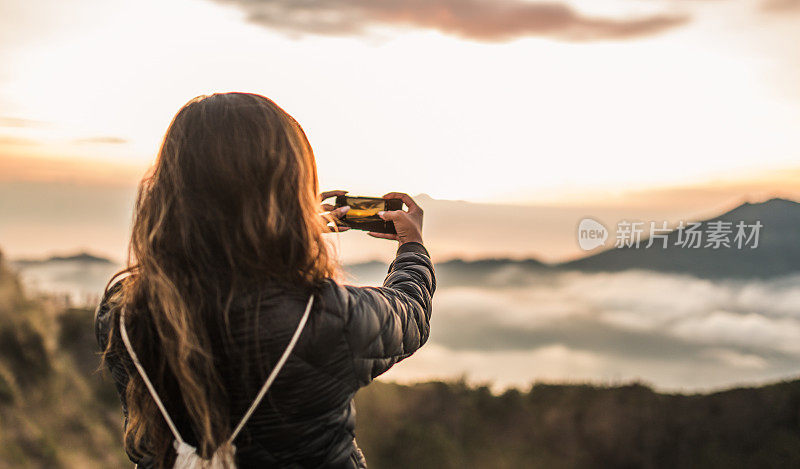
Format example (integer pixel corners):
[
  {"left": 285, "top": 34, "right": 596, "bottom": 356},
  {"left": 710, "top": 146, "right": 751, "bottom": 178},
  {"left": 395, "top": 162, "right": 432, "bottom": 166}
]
[{"left": 343, "top": 197, "right": 386, "bottom": 221}]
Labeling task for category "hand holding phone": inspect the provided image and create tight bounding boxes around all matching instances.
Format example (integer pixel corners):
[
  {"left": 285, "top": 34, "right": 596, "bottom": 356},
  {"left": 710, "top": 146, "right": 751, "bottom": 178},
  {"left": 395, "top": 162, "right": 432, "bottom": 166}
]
[
  {"left": 334, "top": 195, "right": 403, "bottom": 234},
  {"left": 372, "top": 192, "right": 424, "bottom": 245},
  {"left": 323, "top": 191, "right": 423, "bottom": 244},
  {"left": 332, "top": 192, "right": 423, "bottom": 245}
]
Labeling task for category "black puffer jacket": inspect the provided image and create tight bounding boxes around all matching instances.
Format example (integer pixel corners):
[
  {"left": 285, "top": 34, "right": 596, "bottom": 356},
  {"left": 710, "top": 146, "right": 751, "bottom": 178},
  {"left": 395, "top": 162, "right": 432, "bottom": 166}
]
[{"left": 95, "top": 242, "right": 435, "bottom": 468}]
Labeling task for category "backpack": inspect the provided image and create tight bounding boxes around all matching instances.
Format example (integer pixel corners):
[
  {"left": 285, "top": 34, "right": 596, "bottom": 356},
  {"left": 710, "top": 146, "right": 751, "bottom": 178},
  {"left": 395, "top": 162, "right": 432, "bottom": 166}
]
[{"left": 119, "top": 294, "right": 314, "bottom": 468}]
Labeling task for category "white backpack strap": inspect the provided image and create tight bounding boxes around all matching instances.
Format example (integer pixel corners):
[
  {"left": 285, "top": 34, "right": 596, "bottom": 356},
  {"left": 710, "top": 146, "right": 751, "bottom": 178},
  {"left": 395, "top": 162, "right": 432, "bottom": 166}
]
[
  {"left": 119, "top": 309, "right": 187, "bottom": 446},
  {"left": 119, "top": 293, "right": 314, "bottom": 456},
  {"left": 228, "top": 294, "right": 314, "bottom": 444}
]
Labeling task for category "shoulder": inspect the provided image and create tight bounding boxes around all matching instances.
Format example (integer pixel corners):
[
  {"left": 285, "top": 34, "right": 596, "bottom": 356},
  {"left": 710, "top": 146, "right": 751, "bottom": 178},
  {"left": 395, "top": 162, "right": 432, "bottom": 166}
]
[
  {"left": 312, "top": 279, "right": 387, "bottom": 336},
  {"left": 313, "top": 278, "right": 354, "bottom": 322}
]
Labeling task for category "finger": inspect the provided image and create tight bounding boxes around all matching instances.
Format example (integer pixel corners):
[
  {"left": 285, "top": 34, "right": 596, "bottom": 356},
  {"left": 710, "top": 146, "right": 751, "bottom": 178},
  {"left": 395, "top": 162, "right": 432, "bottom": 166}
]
[
  {"left": 368, "top": 232, "right": 399, "bottom": 240},
  {"left": 382, "top": 192, "right": 420, "bottom": 212},
  {"left": 320, "top": 211, "right": 344, "bottom": 226},
  {"left": 326, "top": 225, "right": 350, "bottom": 233},
  {"left": 322, "top": 203, "right": 335, "bottom": 211},
  {"left": 330, "top": 206, "right": 350, "bottom": 219},
  {"left": 377, "top": 210, "right": 403, "bottom": 221},
  {"left": 321, "top": 212, "right": 349, "bottom": 228},
  {"left": 320, "top": 190, "right": 348, "bottom": 201}
]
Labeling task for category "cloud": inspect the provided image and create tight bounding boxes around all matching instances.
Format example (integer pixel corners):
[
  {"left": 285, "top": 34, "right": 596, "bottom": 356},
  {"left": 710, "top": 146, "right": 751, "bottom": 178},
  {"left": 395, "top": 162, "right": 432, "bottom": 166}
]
[
  {"left": 429, "top": 271, "right": 800, "bottom": 354},
  {"left": 669, "top": 310, "right": 800, "bottom": 354},
  {"left": 216, "top": 0, "right": 689, "bottom": 42},
  {"left": 13, "top": 249, "right": 800, "bottom": 391},
  {"left": 0, "top": 116, "right": 48, "bottom": 128},
  {"left": 0, "top": 135, "right": 37, "bottom": 145},
  {"left": 701, "top": 348, "right": 768, "bottom": 370},
  {"left": 0, "top": 134, "right": 128, "bottom": 147},
  {"left": 391, "top": 270, "right": 800, "bottom": 390},
  {"left": 0, "top": 155, "right": 142, "bottom": 185},
  {"left": 381, "top": 343, "right": 609, "bottom": 391},
  {"left": 72, "top": 136, "right": 128, "bottom": 145},
  {"left": 762, "top": 0, "right": 800, "bottom": 12}
]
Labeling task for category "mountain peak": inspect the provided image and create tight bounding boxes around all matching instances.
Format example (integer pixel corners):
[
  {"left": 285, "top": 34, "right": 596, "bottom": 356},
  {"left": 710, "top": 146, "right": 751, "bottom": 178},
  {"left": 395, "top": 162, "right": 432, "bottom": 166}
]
[
  {"left": 563, "top": 195, "right": 800, "bottom": 279},
  {"left": 719, "top": 196, "right": 800, "bottom": 222},
  {"left": 737, "top": 197, "right": 799, "bottom": 209},
  {"left": 760, "top": 197, "right": 800, "bottom": 207}
]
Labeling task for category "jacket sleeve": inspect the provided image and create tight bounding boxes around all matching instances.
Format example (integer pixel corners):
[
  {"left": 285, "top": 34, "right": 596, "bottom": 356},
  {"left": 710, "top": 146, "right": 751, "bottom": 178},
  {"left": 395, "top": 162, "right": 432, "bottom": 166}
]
[{"left": 336, "top": 242, "right": 436, "bottom": 388}]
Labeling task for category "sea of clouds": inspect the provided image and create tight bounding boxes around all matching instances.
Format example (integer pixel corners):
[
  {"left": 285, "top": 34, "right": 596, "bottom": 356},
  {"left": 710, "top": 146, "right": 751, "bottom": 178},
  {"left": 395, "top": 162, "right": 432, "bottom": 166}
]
[
  {"left": 378, "top": 268, "right": 800, "bottom": 392},
  {"left": 14, "top": 258, "right": 800, "bottom": 392}
]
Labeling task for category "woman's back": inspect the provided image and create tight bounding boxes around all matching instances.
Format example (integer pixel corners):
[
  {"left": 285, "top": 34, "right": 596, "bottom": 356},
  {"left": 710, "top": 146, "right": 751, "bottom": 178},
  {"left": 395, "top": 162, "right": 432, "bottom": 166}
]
[{"left": 96, "top": 242, "right": 435, "bottom": 468}]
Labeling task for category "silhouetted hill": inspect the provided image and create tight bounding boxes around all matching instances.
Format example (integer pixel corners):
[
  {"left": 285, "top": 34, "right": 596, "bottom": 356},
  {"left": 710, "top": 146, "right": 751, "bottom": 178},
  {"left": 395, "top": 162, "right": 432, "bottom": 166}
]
[
  {"left": 13, "top": 251, "right": 113, "bottom": 267},
  {"left": 355, "top": 379, "right": 800, "bottom": 469},
  {"left": 560, "top": 198, "right": 800, "bottom": 279},
  {"left": 8, "top": 251, "right": 120, "bottom": 307},
  {"left": 346, "top": 257, "right": 547, "bottom": 287}
]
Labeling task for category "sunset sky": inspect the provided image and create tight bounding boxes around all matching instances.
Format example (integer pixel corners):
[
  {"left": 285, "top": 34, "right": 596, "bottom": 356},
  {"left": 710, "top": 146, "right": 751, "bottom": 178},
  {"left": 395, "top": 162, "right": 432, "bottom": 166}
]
[{"left": 1, "top": 0, "right": 799, "bottom": 259}]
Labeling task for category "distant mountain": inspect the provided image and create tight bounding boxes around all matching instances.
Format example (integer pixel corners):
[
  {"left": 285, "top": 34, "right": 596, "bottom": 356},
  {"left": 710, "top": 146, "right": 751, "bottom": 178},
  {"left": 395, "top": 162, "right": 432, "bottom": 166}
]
[
  {"left": 13, "top": 251, "right": 114, "bottom": 267},
  {"left": 560, "top": 198, "right": 800, "bottom": 279},
  {"left": 346, "top": 257, "right": 549, "bottom": 287},
  {"left": 10, "top": 252, "right": 119, "bottom": 306},
  {"left": 430, "top": 258, "right": 548, "bottom": 287}
]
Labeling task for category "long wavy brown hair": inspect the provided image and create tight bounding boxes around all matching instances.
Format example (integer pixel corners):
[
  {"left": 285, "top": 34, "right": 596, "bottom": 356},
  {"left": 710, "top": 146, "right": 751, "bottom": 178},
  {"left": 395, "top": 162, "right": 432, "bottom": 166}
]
[{"left": 102, "top": 93, "right": 339, "bottom": 467}]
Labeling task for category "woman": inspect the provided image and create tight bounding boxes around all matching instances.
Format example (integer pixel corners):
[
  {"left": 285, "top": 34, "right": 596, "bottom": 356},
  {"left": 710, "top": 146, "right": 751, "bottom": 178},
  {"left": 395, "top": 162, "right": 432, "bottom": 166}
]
[{"left": 94, "top": 93, "right": 435, "bottom": 468}]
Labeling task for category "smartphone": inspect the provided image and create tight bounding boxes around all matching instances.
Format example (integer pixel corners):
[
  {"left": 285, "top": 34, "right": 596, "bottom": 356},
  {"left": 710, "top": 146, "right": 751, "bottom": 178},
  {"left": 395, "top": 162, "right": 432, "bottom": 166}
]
[{"left": 334, "top": 195, "right": 403, "bottom": 234}]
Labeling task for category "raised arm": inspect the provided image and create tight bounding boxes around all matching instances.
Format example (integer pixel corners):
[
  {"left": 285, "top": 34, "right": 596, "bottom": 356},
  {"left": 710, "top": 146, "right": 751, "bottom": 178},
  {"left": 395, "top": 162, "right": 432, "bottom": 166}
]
[{"left": 336, "top": 240, "right": 435, "bottom": 388}]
